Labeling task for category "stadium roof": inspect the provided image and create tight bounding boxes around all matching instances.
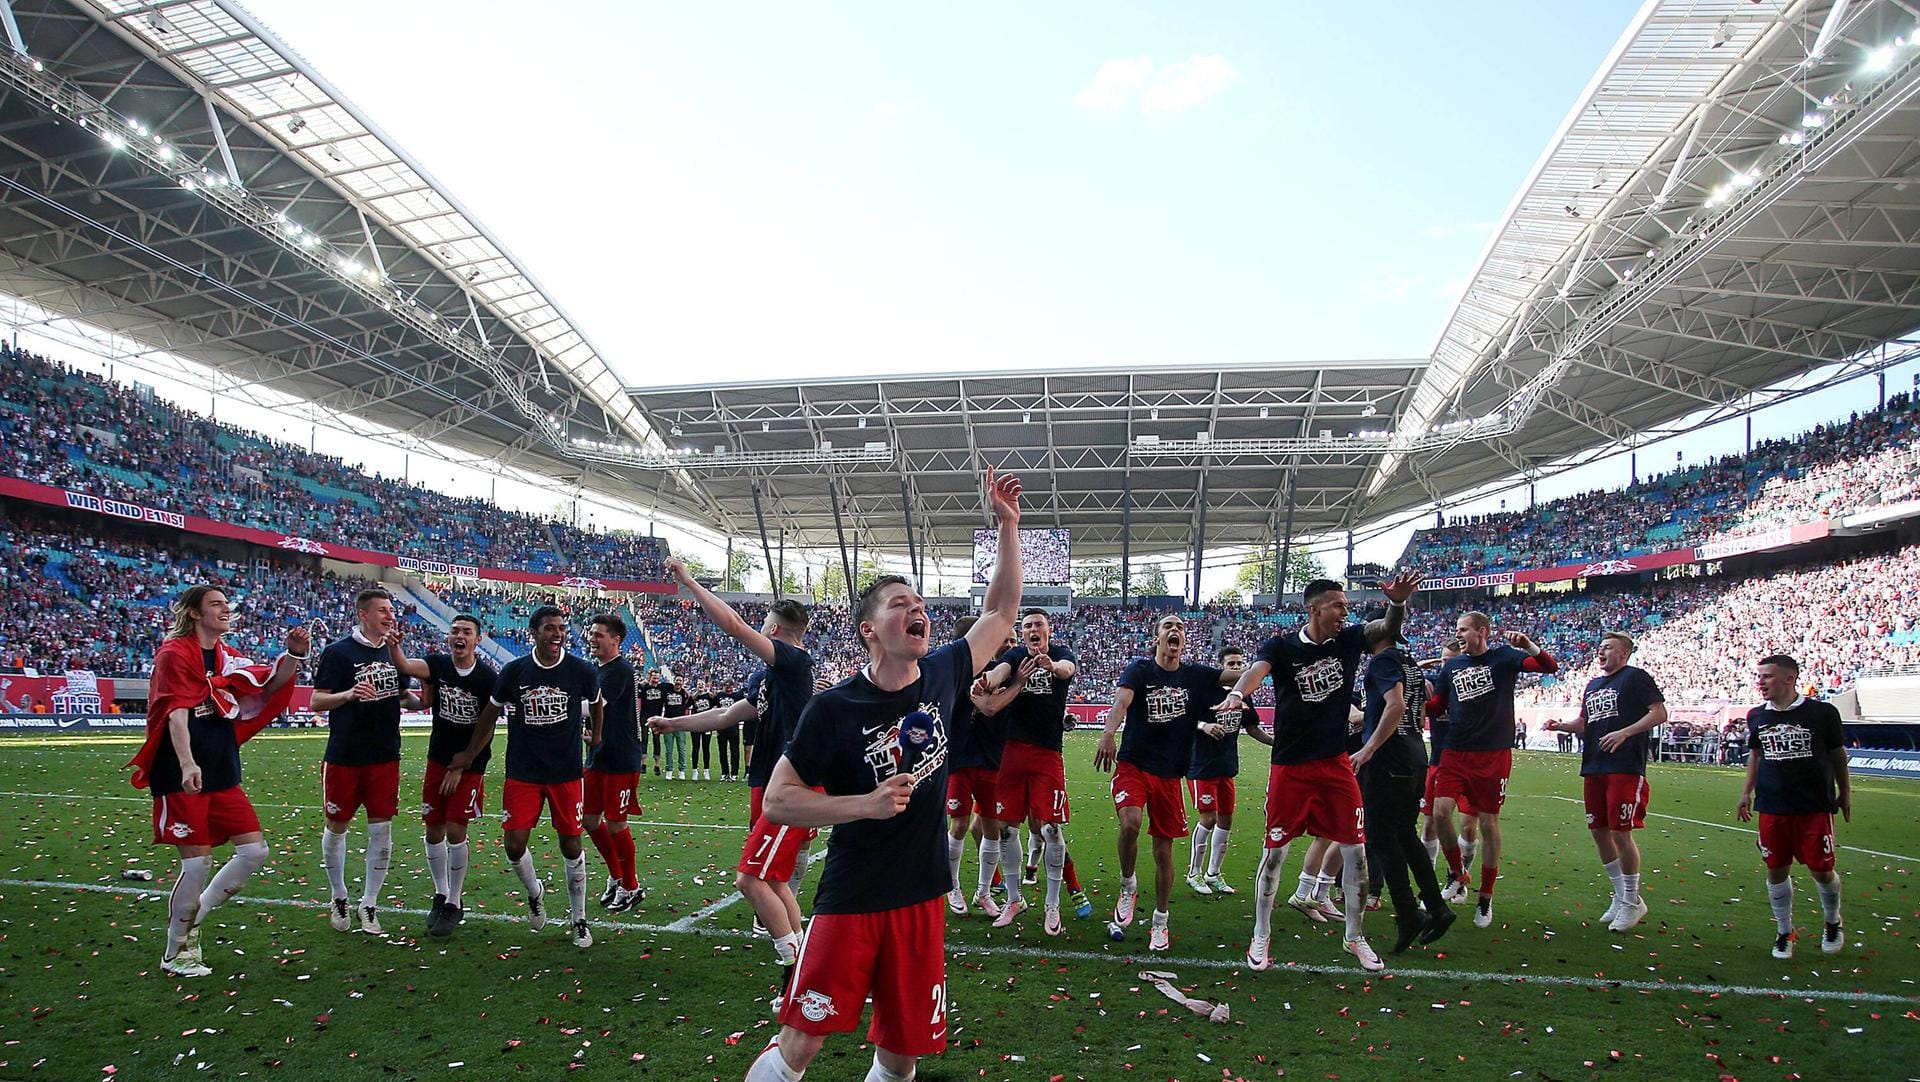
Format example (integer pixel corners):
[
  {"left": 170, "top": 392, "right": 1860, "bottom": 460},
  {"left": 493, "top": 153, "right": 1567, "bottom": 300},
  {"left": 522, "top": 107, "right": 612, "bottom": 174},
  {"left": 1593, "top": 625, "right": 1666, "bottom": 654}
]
[{"left": 2, "top": 0, "right": 1919, "bottom": 573}]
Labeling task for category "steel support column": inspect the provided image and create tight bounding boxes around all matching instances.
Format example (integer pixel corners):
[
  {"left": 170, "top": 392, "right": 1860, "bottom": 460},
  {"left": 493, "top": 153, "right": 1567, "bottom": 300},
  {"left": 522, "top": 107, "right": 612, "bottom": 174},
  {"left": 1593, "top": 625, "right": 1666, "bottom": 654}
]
[
  {"left": 1277, "top": 468, "right": 1298, "bottom": 600},
  {"left": 1120, "top": 472, "right": 1132, "bottom": 607},
  {"left": 828, "top": 478, "right": 857, "bottom": 609},
  {"left": 750, "top": 484, "right": 779, "bottom": 599},
  {"left": 900, "top": 476, "right": 919, "bottom": 583},
  {"left": 1190, "top": 469, "right": 1209, "bottom": 609}
]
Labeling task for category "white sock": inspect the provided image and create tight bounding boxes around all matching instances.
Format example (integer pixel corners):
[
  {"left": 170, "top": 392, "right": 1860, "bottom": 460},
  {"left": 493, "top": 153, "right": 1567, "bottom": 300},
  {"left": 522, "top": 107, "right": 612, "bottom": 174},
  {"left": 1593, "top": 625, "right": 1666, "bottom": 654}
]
[
  {"left": 863, "top": 1053, "right": 913, "bottom": 1082},
  {"left": 947, "top": 834, "right": 965, "bottom": 890},
  {"left": 565, "top": 853, "right": 588, "bottom": 923},
  {"left": 1296, "top": 871, "right": 1317, "bottom": 899},
  {"left": 1151, "top": 908, "right": 1168, "bottom": 929},
  {"left": 321, "top": 828, "right": 349, "bottom": 900},
  {"left": 512, "top": 851, "right": 541, "bottom": 897},
  {"left": 792, "top": 844, "right": 814, "bottom": 890},
  {"left": 746, "top": 1042, "right": 804, "bottom": 1082},
  {"left": 1815, "top": 876, "right": 1842, "bottom": 925},
  {"left": 361, "top": 821, "right": 392, "bottom": 908},
  {"left": 196, "top": 840, "right": 268, "bottom": 923},
  {"left": 1424, "top": 836, "right": 1440, "bottom": 869},
  {"left": 1188, "top": 824, "right": 1207, "bottom": 878},
  {"left": 1253, "top": 844, "right": 1289, "bottom": 941},
  {"left": 1460, "top": 839, "right": 1477, "bottom": 872},
  {"left": 426, "top": 839, "right": 450, "bottom": 898},
  {"left": 167, "top": 855, "right": 211, "bottom": 957},
  {"left": 1042, "top": 826, "right": 1067, "bottom": 909},
  {"left": 1602, "top": 859, "right": 1624, "bottom": 904},
  {"left": 1027, "top": 828, "right": 1041, "bottom": 867},
  {"left": 1315, "top": 872, "right": 1336, "bottom": 902},
  {"left": 1622, "top": 872, "right": 1641, "bottom": 906},
  {"left": 773, "top": 931, "right": 800, "bottom": 964},
  {"left": 1208, "top": 826, "right": 1231, "bottom": 878},
  {"left": 447, "top": 841, "right": 471, "bottom": 907},
  {"left": 1767, "top": 878, "right": 1794, "bottom": 935},
  {"left": 1000, "top": 828, "right": 1024, "bottom": 905},
  {"left": 1340, "top": 844, "right": 1367, "bottom": 939},
  {"left": 978, "top": 837, "right": 1001, "bottom": 897}
]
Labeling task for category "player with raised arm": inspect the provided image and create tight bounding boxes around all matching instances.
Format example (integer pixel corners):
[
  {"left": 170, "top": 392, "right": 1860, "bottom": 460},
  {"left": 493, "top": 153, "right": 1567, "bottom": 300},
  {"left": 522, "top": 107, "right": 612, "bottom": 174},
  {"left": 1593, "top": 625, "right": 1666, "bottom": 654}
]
[
  {"left": 943, "top": 617, "right": 1018, "bottom": 918},
  {"left": 131, "top": 585, "right": 306, "bottom": 977},
  {"left": 1429, "top": 611, "right": 1558, "bottom": 928},
  {"left": 1221, "top": 571, "right": 1418, "bottom": 974},
  {"left": 1738, "top": 654, "right": 1851, "bottom": 959},
  {"left": 1419, "top": 640, "right": 1477, "bottom": 892},
  {"left": 584, "top": 613, "right": 647, "bottom": 913},
  {"left": 743, "top": 468, "right": 1023, "bottom": 1082},
  {"left": 652, "top": 563, "right": 816, "bottom": 977},
  {"left": 1352, "top": 617, "right": 1454, "bottom": 953},
  {"left": 1186, "top": 645, "right": 1272, "bottom": 895},
  {"left": 1095, "top": 614, "right": 1238, "bottom": 951},
  {"left": 980, "top": 609, "right": 1078, "bottom": 934},
  {"left": 449, "top": 605, "right": 604, "bottom": 948},
  {"left": 1543, "top": 631, "right": 1666, "bottom": 932},
  {"left": 385, "top": 613, "right": 499, "bottom": 937},
  {"left": 310, "top": 588, "right": 408, "bottom": 935}
]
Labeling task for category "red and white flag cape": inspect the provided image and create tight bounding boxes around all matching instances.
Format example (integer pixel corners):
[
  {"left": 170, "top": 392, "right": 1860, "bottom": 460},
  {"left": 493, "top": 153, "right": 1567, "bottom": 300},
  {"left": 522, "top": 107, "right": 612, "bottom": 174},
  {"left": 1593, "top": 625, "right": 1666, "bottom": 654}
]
[{"left": 126, "top": 637, "right": 295, "bottom": 789}]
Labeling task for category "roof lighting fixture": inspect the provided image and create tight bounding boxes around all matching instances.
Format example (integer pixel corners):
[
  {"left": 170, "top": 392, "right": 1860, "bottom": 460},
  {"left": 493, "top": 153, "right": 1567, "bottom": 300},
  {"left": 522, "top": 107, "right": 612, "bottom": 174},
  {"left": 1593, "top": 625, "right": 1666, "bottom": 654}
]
[
  {"left": 761, "top": 421, "right": 771, "bottom": 432},
  {"left": 30, "top": 59, "right": 44, "bottom": 72},
  {"left": 156, "top": 144, "right": 174, "bottom": 161},
  {"left": 1865, "top": 45, "right": 1896, "bottom": 72},
  {"left": 300, "top": 234, "right": 319, "bottom": 248},
  {"left": 129, "top": 120, "right": 147, "bottom": 136},
  {"left": 1732, "top": 170, "right": 1756, "bottom": 188},
  {"left": 103, "top": 130, "right": 126, "bottom": 149},
  {"left": 180, "top": 176, "right": 196, "bottom": 190},
  {"left": 1802, "top": 112, "right": 1825, "bottom": 127}
]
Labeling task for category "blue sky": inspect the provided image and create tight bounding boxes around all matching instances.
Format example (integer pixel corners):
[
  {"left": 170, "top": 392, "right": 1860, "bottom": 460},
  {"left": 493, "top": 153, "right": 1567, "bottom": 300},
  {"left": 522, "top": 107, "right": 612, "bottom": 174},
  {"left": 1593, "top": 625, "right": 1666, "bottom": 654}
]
[{"left": 25, "top": 0, "right": 1907, "bottom": 592}]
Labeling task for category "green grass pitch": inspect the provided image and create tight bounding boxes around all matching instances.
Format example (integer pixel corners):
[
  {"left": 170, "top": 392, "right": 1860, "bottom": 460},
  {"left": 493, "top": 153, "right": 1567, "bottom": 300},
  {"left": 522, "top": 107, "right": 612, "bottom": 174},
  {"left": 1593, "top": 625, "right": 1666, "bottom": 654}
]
[{"left": 0, "top": 731, "right": 1913, "bottom": 1081}]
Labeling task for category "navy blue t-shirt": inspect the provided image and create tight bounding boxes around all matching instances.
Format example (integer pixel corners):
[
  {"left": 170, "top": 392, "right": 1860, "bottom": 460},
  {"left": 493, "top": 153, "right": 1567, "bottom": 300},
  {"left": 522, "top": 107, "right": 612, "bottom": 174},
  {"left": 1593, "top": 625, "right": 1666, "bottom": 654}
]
[
  {"left": 639, "top": 680, "right": 666, "bottom": 720},
  {"left": 1579, "top": 665, "right": 1664, "bottom": 777},
  {"left": 784, "top": 639, "right": 972, "bottom": 915},
  {"left": 1360, "top": 646, "right": 1428, "bottom": 775},
  {"left": 1437, "top": 644, "right": 1532, "bottom": 752},
  {"left": 490, "top": 652, "right": 603, "bottom": 784},
  {"left": 1747, "top": 698, "right": 1845, "bottom": 816},
  {"left": 424, "top": 653, "right": 498, "bottom": 771},
  {"left": 588, "top": 656, "right": 644, "bottom": 774},
  {"left": 1256, "top": 624, "right": 1369, "bottom": 765},
  {"left": 996, "top": 643, "right": 1079, "bottom": 752},
  {"left": 662, "top": 683, "right": 687, "bottom": 718},
  {"left": 1115, "top": 657, "right": 1224, "bottom": 778},
  {"left": 1188, "top": 701, "right": 1259, "bottom": 780},
  {"left": 747, "top": 640, "right": 816, "bottom": 788},
  {"left": 314, "top": 633, "right": 406, "bottom": 766},
  {"left": 948, "top": 645, "right": 1008, "bottom": 772},
  {"left": 149, "top": 646, "right": 243, "bottom": 796}
]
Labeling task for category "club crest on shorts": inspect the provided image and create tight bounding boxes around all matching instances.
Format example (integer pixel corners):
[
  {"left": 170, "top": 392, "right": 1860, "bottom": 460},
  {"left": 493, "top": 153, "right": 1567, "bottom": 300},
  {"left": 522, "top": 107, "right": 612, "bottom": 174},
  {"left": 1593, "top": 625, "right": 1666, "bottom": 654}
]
[
  {"left": 169, "top": 821, "right": 191, "bottom": 838},
  {"left": 795, "top": 989, "right": 837, "bottom": 1022}
]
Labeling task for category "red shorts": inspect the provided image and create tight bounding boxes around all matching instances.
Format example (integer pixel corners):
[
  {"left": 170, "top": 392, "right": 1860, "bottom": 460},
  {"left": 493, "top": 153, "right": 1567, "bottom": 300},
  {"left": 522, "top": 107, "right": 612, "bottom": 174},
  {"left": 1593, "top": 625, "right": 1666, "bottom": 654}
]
[
  {"left": 1424, "top": 764, "right": 1477, "bottom": 817},
  {"left": 322, "top": 759, "right": 400, "bottom": 822},
  {"left": 1264, "top": 757, "right": 1365, "bottom": 848},
  {"left": 945, "top": 766, "right": 1000, "bottom": 820},
  {"left": 1432, "top": 748, "right": 1512, "bottom": 816},
  {"left": 421, "top": 760, "right": 486, "bottom": 828},
  {"left": 152, "top": 786, "right": 261, "bottom": 847},
  {"left": 1186, "top": 776, "right": 1236, "bottom": 818},
  {"left": 1112, "top": 761, "right": 1187, "bottom": 838},
  {"left": 1757, "top": 812, "right": 1836, "bottom": 873},
  {"left": 993, "top": 740, "right": 1069, "bottom": 824},
  {"left": 749, "top": 784, "right": 767, "bottom": 827},
  {"left": 583, "top": 768, "right": 641, "bottom": 824},
  {"left": 738, "top": 815, "right": 809, "bottom": 882},
  {"left": 501, "top": 778, "right": 584, "bottom": 836},
  {"left": 1582, "top": 773, "right": 1649, "bottom": 833},
  {"left": 779, "top": 895, "right": 947, "bottom": 1056}
]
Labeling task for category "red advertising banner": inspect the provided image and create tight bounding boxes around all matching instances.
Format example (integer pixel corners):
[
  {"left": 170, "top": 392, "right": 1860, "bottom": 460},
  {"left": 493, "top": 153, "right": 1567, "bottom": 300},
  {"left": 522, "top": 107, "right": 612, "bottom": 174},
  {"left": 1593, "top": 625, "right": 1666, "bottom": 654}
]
[
  {"left": 0, "top": 476, "right": 673, "bottom": 595},
  {"left": 1417, "top": 519, "right": 1833, "bottom": 592}
]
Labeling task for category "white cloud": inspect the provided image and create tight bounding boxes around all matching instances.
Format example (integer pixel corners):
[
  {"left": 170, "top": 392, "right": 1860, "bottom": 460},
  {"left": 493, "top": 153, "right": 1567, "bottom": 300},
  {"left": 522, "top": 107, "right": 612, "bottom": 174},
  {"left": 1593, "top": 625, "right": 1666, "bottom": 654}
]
[
  {"left": 1074, "top": 57, "right": 1154, "bottom": 110},
  {"left": 1075, "top": 54, "right": 1235, "bottom": 114},
  {"left": 1139, "top": 55, "right": 1237, "bottom": 115}
]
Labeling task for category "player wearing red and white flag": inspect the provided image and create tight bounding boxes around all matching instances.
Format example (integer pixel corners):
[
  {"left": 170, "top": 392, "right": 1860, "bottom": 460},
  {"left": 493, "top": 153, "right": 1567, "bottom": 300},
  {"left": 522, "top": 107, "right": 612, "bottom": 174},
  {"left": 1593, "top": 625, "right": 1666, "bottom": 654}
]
[
  {"left": 132, "top": 585, "right": 306, "bottom": 977},
  {"left": 1738, "top": 654, "right": 1851, "bottom": 960},
  {"left": 743, "top": 468, "right": 1023, "bottom": 1082}
]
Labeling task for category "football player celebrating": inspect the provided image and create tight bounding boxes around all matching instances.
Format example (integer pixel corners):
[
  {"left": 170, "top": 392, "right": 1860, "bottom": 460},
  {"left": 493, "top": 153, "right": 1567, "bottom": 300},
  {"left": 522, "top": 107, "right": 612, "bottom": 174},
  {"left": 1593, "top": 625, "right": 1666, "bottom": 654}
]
[{"left": 310, "top": 588, "right": 408, "bottom": 934}]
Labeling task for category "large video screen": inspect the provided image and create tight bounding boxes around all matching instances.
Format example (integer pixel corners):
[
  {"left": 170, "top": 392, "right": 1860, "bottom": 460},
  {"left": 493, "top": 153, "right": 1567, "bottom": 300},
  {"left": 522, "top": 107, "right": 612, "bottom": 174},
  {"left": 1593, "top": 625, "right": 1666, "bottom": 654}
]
[{"left": 973, "top": 528, "right": 1070, "bottom": 585}]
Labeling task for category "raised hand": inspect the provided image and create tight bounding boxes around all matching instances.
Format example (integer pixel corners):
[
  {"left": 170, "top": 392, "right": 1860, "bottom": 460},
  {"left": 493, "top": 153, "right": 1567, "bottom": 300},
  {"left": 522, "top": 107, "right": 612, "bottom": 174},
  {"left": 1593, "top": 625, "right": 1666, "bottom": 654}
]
[
  {"left": 1381, "top": 568, "right": 1421, "bottom": 604},
  {"left": 285, "top": 626, "right": 311, "bottom": 657},
  {"left": 985, "top": 467, "right": 1023, "bottom": 527}
]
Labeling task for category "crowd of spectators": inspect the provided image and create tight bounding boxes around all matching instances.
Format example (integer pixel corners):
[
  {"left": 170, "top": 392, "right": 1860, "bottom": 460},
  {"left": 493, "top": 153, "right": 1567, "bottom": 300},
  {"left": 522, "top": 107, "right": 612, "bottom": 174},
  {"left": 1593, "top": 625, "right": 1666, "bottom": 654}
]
[
  {"left": 0, "top": 342, "right": 670, "bottom": 581},
  {"left": 1404, "top": 393, "right": 1919, "bottom": 576}
]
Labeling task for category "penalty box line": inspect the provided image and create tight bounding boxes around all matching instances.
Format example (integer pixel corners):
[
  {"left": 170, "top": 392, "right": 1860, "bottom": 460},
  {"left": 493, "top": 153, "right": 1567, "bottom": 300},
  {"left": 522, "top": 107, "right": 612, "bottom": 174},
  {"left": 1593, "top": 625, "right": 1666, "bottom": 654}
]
[
  {"left": 3, "top": 876, "right": 1913, "bottom": 1007},
  {"left": 1536, "top": 795, "right": 1918, "bottom": 863},
  {"left": 0, "top": 790, "right": 744, "bottom": 833}
]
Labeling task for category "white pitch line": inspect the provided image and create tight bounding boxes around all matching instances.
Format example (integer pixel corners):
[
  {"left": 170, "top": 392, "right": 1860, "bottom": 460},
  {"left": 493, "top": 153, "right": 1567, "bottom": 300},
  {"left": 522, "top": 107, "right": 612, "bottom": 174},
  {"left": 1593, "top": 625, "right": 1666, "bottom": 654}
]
[
  {"left": 1538, "top": 795, "right": 1919, "bottom": 863},
  {"left": 666, "top": 890, "right": 747, "bottom": 931},
  {"left": 4, "top": 877, "right": 1913, "bottom": 1007},
  {"left": 0, "top": 790, "right": 743, "bottom": 831}
]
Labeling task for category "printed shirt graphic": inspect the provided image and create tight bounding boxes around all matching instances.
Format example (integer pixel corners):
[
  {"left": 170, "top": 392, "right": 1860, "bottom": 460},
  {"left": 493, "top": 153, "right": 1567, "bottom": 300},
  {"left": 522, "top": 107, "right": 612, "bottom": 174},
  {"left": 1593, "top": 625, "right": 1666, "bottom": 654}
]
[
  {"left": 491, "top": 652, "right": 603, "bottom": 784},
  {"left": 1257, "top": 624, "right": 1368, "bottom": 765},
  {"left": 148, "top": 646, "right": 242, "bottom": 796},
  {"left": 1578, "top": 665, "right": 1664, "bottom": 777},
  {"left": 1359, "top": 646, "right": 1428, "bottom": 775},
  {"left": 425, "top": 653, "right": 500, "bottom": 771},
  {"left": 1438, "top": 644, "right": 1531, "bottom": 752},
  {"left": 995, "top": 643, "right": 1079, "bottom": 753},
  {"left": 1747, "top": 698, "right": 1845, "bottom": 815},
  {"left": 315, "top": 633, "right": 406, "bottom": 766},
  {"left": 1116, "top": 658, "right": 1225, "bottom": 778},
  {"left": 783, "top": 639, "right": 971, "bottom": 915},
  {"left": 1189, "top": 701, "right": 1259, "bottom": 780}
]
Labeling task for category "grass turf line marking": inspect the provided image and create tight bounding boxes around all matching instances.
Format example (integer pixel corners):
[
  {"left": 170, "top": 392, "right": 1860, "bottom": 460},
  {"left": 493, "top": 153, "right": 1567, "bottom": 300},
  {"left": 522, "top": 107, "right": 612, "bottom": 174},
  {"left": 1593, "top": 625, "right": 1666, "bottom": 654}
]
[
  {"left": 6, "top": 876, "right": 1912, "bottom": 1007},
  {"left": 666, "top": 890, "right": 747, "bottom": 931},
  {"left": 0, "top": 790, "right": 742, "bottom": 832},
  {"left": 1538, "top": 795, "right": 1918, "bottom": 863}
]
